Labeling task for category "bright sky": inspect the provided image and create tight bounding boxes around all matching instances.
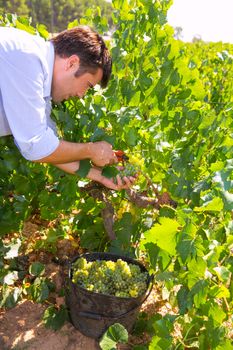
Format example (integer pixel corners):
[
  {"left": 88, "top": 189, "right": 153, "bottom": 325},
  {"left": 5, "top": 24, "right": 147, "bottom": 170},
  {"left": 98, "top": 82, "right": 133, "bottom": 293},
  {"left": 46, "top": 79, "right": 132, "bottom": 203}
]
[{"left": 167, "top": 0, "right": 233, "bottom": 43}]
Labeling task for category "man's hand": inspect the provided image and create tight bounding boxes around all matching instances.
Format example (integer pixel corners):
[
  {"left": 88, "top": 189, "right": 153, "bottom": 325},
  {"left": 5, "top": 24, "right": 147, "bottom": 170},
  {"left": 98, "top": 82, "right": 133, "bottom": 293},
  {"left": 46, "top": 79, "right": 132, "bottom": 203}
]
[
  {"left": 36, "top": 140, "right": 118, "bottom": 168},
  {"left": 54, "top": 162, "right": 137, "bottom": 191},
  {"left": 88, "top": 166, "right": 137, "bottom": 190},
  {"left": 88, "top": 141, "right": 118, "bottom": 167}
]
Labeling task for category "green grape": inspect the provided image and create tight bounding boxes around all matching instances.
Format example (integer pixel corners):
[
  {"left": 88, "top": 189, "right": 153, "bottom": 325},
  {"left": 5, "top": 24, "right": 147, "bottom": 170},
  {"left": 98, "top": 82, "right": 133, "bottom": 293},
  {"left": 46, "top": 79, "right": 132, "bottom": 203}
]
[
  {"left": 72, "top": 258, "right": 148, "bottom": 298},
  {"left": 120, "top": 163, "right": 138, "bottom": 177},
  {"left": 86, "top": 284, "right": 94, "bottom": 291},
  {"left": 129, "top": 289, "right": 138, "bottom": 297},
  {"left": 73, "top": 257, "right": 88, "bottom": 270}
]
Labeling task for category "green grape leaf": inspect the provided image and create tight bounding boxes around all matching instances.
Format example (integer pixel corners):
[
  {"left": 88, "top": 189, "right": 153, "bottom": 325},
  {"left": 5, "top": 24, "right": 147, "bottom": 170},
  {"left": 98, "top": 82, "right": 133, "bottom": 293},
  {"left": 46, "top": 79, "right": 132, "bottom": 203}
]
[
  {"left": 210, "top": 285, "right": 230, "bottom": 299},
  {"left": 177, "top": 286, "right": 189, "bottom": 314},
  {"left": 215, "top": 340, "right": 233, "bottom": 350},
  {"left": 30, "top": 278, "right": 50, "bottom": 303},
  {"left": 170, "top": 69, "right": 180, "bottom": 86},
  {"left": 208, "top": 304, "right": 227, "bottom": 325},
  {"left": 102, "top": 166, "right": 119, "bottom": 178},
  {"left": 213, "top": 266, "right": 231, "bottom": 283},
  {"left": 191, "top": 280, "right": 208, "bottom": 308},
  {"left": 176, "top": 89, "right": 191, "bottom": 99},
  {"left": 0, "top": 285, "right": 22, "bottom": 308},
  {"left": 76, "top": 159, "right": 92, "bottom": 178},
  {"left": 29, "top": 262, "right": 45, "bottom": 277},
  {"left": 141, "top": 217, "right": 180, "bottom": 256},
  {"left": 194, "top": 197, "right": 224, "bottom": 212},
  {"left": 99, "top": 323, "right": 128, "bottom": 350},
  {"left": 126, "top": 128, "right": 138, "bottom": 146},
  {"left": 43, "top": 305, "right": 68, "bottom": 331}
]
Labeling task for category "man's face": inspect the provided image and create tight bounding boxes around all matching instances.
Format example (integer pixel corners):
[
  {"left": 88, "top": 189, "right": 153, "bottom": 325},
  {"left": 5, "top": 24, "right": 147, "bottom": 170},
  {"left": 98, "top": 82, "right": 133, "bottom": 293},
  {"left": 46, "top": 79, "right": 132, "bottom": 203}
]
[{"left": 52, "top": 55, "right": 103, "bottom": 103}]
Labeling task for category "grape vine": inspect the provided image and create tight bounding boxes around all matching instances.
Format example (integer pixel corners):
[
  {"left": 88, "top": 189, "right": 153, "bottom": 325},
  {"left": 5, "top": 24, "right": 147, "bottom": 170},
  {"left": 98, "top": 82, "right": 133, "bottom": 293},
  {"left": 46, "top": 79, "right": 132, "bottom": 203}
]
[{"left": 0, "top": 1, "right": 232, "bottom": 349}]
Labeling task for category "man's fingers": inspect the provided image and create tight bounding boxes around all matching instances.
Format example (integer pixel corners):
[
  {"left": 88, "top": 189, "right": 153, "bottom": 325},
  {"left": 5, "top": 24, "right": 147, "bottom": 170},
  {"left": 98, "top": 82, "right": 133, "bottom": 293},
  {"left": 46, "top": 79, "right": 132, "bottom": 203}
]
[
  {"left": 115, "top": 175, "right": 136, "bottom": 189},
  {"left": 99, "top": 173, "right": 137, "bottom": 191}
]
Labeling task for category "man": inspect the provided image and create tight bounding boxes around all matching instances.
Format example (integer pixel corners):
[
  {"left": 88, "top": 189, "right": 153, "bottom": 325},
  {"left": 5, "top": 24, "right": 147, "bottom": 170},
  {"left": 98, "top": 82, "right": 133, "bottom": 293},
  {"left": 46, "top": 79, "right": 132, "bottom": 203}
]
[{"left": 0, "top": 25, "right": 135, "bottom": 190}]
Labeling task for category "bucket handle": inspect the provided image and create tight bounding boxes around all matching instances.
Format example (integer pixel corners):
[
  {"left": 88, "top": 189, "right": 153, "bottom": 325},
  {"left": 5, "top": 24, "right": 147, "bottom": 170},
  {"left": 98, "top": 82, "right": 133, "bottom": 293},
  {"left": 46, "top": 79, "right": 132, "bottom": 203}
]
[{"left": 77, "top": 274, "right": 154, "bottom": 321}]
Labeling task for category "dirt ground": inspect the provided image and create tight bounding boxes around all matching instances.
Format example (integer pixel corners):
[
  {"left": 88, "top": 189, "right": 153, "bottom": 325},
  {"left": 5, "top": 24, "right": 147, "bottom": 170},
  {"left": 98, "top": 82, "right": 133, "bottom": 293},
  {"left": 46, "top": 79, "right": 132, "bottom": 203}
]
[
  {"left": 1, "top": 282, "right": 232, "bottom": 350},
  {"left": 0, "top": 286, "right": 163, "bottom": 350},
  {"left": 0, "top": 300, "right": 100, "bottom": 350},
  {"left": 0, "top": 221, "right": 167, "bottom": 350}
]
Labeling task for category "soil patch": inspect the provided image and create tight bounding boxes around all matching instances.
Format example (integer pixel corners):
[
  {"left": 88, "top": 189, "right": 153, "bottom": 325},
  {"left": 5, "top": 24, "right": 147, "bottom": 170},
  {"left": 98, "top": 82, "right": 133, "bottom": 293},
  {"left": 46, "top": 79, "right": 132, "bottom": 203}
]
[{"left": 0, "top": 300, "right": 99, "bottom": 350}]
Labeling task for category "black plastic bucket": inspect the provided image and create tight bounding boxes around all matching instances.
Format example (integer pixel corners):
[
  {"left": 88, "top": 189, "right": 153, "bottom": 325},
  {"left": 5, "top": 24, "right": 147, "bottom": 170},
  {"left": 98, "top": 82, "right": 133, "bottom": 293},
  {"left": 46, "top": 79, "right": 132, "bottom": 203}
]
[{"left": 65, "top": 252, "right": 153, "bottom": 339}]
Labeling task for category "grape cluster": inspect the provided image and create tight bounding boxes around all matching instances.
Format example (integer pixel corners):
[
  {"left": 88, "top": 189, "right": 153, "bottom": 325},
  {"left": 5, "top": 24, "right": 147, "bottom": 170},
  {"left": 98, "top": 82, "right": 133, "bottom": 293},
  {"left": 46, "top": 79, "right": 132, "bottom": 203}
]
[
  {"left": 72, "top": 258, "right": 148, "bottom": 298},
  {"left": 119, "top": 163, "right": 138, "bottom": 178}
]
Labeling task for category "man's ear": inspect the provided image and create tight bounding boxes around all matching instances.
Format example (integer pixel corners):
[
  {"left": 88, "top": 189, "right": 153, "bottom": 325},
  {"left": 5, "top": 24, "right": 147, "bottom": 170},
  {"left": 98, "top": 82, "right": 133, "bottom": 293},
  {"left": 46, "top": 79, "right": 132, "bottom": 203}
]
[{"left": 65, "top": 55, "right": 80, "bottom": 72}]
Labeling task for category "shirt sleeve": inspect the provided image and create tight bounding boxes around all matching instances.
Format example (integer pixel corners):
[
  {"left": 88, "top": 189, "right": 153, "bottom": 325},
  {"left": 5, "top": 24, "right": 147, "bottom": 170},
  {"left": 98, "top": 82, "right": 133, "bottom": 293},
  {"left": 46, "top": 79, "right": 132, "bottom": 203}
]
[{"left": 0, "top": 51, "right": 59, "bottom": 161}]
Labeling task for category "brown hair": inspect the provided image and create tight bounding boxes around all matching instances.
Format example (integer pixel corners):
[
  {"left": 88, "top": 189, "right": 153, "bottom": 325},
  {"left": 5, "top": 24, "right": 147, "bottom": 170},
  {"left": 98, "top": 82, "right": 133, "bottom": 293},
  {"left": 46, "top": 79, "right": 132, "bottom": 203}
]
[{"left": 50, "top": 26, "right": 112, "bottom": 88}]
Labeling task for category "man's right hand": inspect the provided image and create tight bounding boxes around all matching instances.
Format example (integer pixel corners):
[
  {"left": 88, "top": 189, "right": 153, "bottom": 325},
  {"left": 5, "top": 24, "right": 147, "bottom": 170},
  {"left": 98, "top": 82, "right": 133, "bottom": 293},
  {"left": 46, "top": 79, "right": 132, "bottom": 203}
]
[
  {"left": 88, "top": 141, "right": 118, "bottom": 167},
  {"left": 35, "top": 140, "right": 118, "bottom": 166}
]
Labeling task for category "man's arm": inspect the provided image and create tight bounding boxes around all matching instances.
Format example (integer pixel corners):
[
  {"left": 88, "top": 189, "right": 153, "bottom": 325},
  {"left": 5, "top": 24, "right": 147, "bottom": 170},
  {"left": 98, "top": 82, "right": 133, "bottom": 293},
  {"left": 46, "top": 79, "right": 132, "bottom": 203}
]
[
  {"left": 34, "top": 140, "right": 118, "bottom": 167},
  {"left": 54, "top": 161, "right": 136, "bottom": 190}
]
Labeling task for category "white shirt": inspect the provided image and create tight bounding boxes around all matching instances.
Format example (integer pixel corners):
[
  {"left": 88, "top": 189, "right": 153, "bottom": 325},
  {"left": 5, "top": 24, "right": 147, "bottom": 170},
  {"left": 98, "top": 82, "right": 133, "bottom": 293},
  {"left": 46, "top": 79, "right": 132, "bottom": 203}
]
[{"left": 0, "top": 27, "right": 59, "bottom": 160}]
